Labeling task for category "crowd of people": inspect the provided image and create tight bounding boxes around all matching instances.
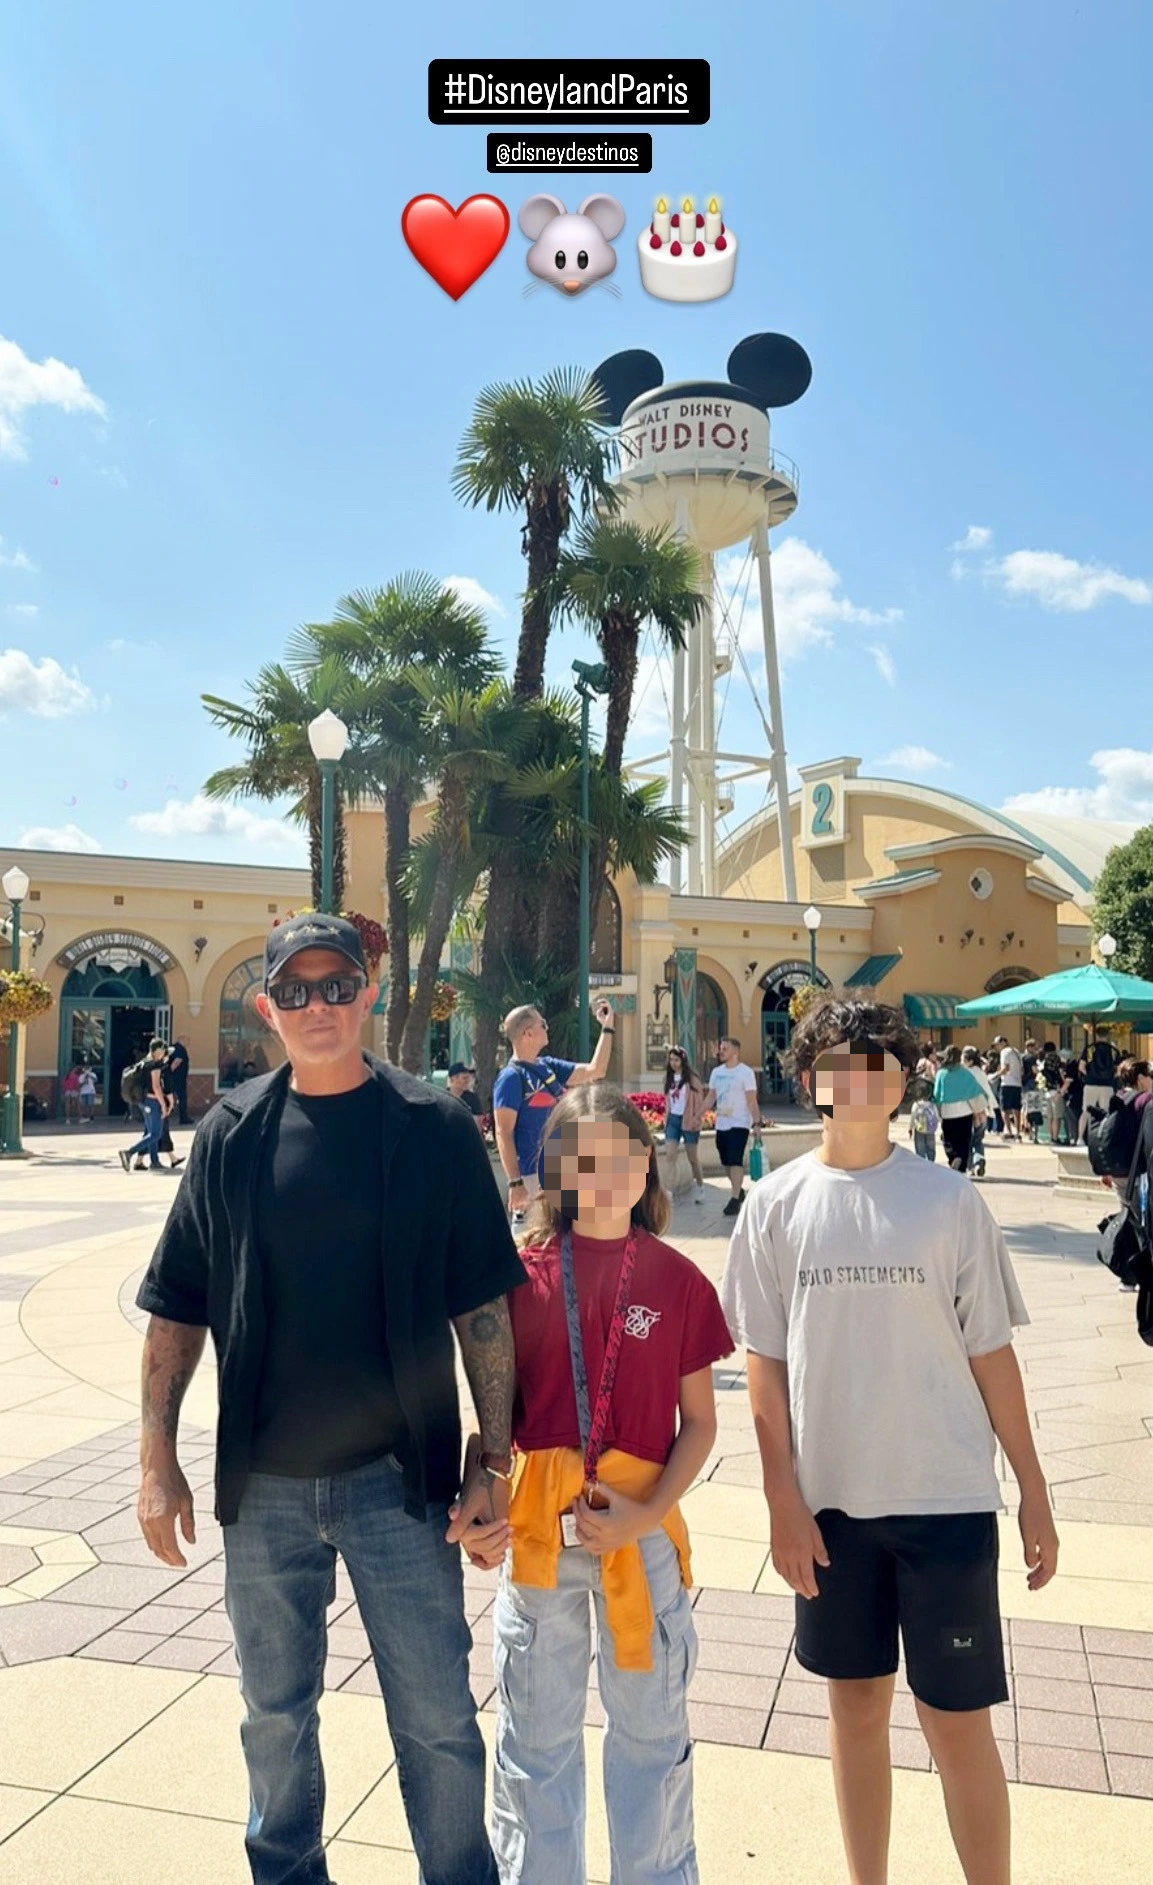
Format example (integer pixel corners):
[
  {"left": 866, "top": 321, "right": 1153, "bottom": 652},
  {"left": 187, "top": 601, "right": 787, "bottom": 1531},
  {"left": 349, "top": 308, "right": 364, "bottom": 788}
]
[
  {"left": 130, "top": 913, "right": 1103, "bottom": 1885},
  {"left": 903, "top": 1033, "right": 1151, "bottom": 1177}
]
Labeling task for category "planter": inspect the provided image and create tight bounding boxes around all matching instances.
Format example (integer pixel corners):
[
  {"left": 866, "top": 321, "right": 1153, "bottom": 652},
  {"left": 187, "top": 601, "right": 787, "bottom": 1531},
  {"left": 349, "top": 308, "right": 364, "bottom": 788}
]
[{"left": 1054, "top": 1142, "right": 1115, "bottom": 1201}]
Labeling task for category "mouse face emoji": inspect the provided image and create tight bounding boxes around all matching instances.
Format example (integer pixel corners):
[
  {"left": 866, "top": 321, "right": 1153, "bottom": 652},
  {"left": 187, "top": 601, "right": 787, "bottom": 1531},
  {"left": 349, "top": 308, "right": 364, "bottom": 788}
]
[{"left": 518, "top": 194, "right": 626, "bottom": 296}]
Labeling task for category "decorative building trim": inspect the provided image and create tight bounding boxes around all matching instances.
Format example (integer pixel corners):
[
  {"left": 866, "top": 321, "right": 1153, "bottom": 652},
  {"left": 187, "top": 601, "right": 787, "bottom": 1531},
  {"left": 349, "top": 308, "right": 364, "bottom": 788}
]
[
  {"left": 854, "top": 869, "right": 942, "bottom": 901},
  {"left": 884, "top": 834, "right": 1042, "bottom": 865}
]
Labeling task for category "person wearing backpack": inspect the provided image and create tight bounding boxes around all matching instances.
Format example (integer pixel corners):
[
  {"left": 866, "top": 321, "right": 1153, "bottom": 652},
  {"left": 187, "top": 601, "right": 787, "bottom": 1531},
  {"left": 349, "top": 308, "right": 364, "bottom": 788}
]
[
  {"left": 1081, "top": 1033, "right": 1121, "bottom": 1139},
  {"left": 493, "top": 1001, "right": 616, "bottom": 1218},
  {"left": 119, "top": 1039, "right": 170, "bottom": 1173},
  {"left": 1102, "top": 1061, "right": 1152, "bottom": 1203}
]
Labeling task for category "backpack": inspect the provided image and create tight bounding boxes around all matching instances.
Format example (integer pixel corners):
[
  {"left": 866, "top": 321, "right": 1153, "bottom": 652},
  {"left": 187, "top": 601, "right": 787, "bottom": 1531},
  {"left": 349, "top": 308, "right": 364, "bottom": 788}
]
[
  {"left": 1097, "top": 1209, "right": 1143, "bottom": 1288},
  {"left": 120, "top": 1057, "right": 154, "bottom": 1107},
  {"left": 1087, "top": 1096, "right": 1141, "bottom": 1177},
  {"left": 1087, "top": 1042, "right": 1116, "bottom": 1083}
]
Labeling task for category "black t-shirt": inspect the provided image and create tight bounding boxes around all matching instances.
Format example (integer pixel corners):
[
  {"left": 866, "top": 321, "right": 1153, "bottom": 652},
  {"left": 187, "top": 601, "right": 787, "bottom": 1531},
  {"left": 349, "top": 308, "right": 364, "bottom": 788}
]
[
  {"left": 1086, "top": 1042, "right": 1119, "bottom": 1085},
  {"left": 251, "top": 1079, "right": 404, "bottom": 1475},
  {"left": 1021, "top": 1054, "right": 1038, "bottom": 1088},
  {"left": 168, "top": 1044, "right": 189, "bottom": 1080},
  {"left": 455, "top": 1088, "right": 483, "bottom": 1117},
  {"left": 1063, "top": 1060, "right": 1085, "bottom": 1107}
]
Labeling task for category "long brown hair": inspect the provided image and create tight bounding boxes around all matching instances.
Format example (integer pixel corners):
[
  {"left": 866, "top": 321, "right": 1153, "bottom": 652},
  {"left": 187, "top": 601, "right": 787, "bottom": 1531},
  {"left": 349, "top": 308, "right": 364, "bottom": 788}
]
[
  {"left": 663, "top": 1043, "right": 700, "bottom": 1094},
  {"left": 521, "top": 1081, "right": 670, "bottom": 1245}
]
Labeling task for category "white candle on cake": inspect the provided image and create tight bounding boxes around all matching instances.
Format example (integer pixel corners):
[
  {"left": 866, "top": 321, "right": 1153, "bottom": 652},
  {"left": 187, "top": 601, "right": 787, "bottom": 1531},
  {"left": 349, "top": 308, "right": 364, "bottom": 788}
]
[
  {"left": 653, "top": 195, "right": 671, "bottom": 243},
  {"left": 704, "top": 195, "right": 722, "bottom": 243},
  {"left": 678, "top": 195, "right": 695, "bottom": 235}
]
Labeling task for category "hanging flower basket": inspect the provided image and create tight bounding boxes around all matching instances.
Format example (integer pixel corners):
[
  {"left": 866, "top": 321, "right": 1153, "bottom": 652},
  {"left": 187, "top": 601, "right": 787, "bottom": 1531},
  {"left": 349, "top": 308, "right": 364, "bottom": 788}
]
[
  {"left": 0, "top": 969, "right": 54, "bottom": 1027},
  {"left": 788, "top": 981, "right": 828, "bottom": 1026},
  {"left": 430, "top": 981, "right": 457, "bottom": 1022}
]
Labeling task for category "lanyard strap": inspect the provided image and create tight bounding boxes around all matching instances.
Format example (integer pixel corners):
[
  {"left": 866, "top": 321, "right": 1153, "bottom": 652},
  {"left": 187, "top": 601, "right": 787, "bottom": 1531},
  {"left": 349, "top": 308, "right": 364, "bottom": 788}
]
[{"left": 559, "top": 1224, "right": 638, "bottom": 1487}]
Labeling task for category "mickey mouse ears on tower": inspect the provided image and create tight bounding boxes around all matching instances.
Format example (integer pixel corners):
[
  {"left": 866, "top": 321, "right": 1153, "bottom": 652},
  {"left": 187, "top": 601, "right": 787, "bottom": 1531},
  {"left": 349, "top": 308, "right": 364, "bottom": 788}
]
[{"left": 590, "top": 335, "right": 812, "bottom": 427}]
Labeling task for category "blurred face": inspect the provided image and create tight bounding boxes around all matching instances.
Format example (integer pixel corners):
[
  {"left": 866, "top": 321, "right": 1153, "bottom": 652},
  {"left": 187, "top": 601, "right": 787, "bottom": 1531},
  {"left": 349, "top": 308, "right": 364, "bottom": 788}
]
[
  {"left": 541, "top": 1118, "right": 651, "bottom": 1229},
  {"left": 448, "top": 1071, "right": 473, "bottom": 1093},
  {"left": 808, "top": 1039, "right": 907, "bottom": 1123},
  {"left": 256, "top": 948, "right": 376, "bottom": 1071},
  {"left": 720, "top": 1040, "right": 738, "bottom": 1066}
]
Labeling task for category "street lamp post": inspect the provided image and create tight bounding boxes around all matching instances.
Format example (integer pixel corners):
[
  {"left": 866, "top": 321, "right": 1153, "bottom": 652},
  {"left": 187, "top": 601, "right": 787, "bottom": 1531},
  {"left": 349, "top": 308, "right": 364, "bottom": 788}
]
[
  {"left": 803, "top": 904, "right": 822, "bottom": 985},
  {"left": 307, "top": 710, "right": 350, "bottom": 915},
  {"left": 1, "top": 865, "right": 31, "bottom": 1158},
  {"left": 572, "top": 660, "right": 612, "bottom": 1061}
]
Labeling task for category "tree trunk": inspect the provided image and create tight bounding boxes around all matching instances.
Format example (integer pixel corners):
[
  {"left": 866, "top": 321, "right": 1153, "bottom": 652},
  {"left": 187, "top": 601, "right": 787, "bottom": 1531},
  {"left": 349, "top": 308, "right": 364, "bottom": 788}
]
[
  {"left": 511, "top": 478, "right": 568, "bottom": 699},
  {"left": 399, "top": 781, "right": 467, "bottom": 1074},
  {"left": 383, "top": 786, "right": 412, "bottom": 1063},
  {"left": 587, "top": 612, "right": 639, "bottom": 941}
]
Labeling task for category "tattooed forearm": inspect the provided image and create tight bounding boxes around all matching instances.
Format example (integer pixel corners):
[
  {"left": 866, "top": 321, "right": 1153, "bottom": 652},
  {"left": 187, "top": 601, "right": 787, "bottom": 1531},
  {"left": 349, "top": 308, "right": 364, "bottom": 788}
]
[
  {"left": 452, "top": 1297, "right": 515, "bottom": 1456},
  {"left": 140, "top": 1316, "right": 207, "bottom": 1459}
]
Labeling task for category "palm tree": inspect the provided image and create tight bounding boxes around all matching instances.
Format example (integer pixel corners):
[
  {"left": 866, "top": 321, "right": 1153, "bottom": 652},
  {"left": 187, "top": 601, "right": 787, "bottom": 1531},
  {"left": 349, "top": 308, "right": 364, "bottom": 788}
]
[
  {"left": 397, "top": 677, "right": 520, "bottom": 1073},
  {"left": 289, "top": 577, "right": 497, "bottom": 1061},
  {"left": 452, "top": 367, "right": 617, "bottom": 700},
  {"left": 453, "top": 367, "right": 618, "bottom": 1085},
  {"left": 453, "top": 692, "right": 686, "bottom": 1088},
  {"left": 541, "top": 519, "right": 705, "bottom": 777},
  {"left": 538, "top": 520, "right": 703, "bottom": 943},
  {"left": 201, "top": 656, "right": 384, "bottom": 911}
]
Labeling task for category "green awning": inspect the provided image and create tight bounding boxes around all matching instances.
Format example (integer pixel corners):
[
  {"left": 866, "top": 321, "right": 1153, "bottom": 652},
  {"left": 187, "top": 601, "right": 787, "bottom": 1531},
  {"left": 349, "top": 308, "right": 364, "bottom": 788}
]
[
  {"left": 903, "top": 993, "right": 969, "bottom": 1028},
  {"left": 845, "top": 952, "right": 902, "bottom": 989}
]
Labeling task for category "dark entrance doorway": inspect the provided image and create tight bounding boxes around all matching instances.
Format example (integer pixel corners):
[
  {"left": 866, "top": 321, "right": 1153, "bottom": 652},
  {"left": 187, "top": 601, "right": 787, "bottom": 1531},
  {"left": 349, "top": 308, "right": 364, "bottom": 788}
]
[{"left": 109, "top": 1007, "right": 157, "bottom": 1117}]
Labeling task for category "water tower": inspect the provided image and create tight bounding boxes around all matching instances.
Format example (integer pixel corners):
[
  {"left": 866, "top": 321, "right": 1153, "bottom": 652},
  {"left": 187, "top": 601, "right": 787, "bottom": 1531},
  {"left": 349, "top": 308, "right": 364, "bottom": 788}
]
[{"left": 591, "top": 335, "right": 812, "bottom": 900}]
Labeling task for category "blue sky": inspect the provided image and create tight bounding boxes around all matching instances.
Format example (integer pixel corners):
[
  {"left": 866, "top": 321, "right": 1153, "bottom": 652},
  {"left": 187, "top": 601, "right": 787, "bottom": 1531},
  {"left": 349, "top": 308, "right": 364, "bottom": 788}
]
[{"left": 1, "top": 1, "right": 1150, "bottom": 869}]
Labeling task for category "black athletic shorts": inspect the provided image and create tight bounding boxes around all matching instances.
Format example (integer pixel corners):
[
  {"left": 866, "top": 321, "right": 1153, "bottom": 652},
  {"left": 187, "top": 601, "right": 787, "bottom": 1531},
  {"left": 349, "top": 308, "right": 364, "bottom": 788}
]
[
  {"left": 795, "top": 1509, "right": 1007, "bottom": 1712},
  {"left": 715, "top": 1126, "right": 750, "bottom": 1169},
  {"left": 1000, "top": 1084, "right": 1022, "bottom": 1113}
]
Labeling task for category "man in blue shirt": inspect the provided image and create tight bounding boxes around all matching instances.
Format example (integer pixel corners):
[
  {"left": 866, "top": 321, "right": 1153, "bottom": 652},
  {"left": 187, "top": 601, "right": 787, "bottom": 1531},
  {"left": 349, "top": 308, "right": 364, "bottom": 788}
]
[{"left": 493, "top": 1000, "right": 616, "bottom": 1214}]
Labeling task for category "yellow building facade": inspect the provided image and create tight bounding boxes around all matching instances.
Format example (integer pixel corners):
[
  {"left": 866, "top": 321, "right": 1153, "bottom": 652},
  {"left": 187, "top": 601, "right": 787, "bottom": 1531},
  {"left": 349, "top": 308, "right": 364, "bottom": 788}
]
[{"left": 2, "top": 754, "right": 1141, "bottom": 1118}]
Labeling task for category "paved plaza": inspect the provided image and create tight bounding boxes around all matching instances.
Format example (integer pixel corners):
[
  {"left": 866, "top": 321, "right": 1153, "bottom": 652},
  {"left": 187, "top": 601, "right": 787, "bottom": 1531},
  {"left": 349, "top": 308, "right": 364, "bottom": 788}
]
[{"left": 0, "top": 1127, "right": 1152, "bottom": 1880}]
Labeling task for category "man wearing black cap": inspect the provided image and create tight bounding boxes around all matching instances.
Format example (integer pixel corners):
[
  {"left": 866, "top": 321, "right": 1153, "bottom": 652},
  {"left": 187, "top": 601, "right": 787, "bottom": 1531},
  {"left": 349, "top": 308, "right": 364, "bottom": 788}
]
[
  {"left": 447, "top": 1061, "right": 484, "bottom": 1133},
  {"left": 134, "top": 914, "right": 525, "bottom": 1885}
]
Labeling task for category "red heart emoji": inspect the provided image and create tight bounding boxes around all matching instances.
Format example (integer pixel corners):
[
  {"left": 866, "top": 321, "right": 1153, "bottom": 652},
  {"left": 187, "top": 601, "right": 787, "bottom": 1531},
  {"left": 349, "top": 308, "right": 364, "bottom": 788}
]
[{"left": 401, "top": 194, "right": 510, "bottom": 301}]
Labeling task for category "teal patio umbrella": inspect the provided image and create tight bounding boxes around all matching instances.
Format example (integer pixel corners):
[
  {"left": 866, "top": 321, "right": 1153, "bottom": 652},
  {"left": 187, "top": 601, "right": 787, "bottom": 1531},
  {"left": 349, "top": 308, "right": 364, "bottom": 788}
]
[{"left": 955, "top": 962, "right": 1153, "bottom": 1027}]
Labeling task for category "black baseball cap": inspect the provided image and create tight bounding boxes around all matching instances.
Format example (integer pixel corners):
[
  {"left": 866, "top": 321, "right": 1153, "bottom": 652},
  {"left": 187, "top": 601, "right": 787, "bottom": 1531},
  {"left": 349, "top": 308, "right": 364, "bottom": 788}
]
[
  {"left": 263, "top": 914, "right": 367, "bottom": 987},
  {"left": 448, "top": 1061, "right": 474, "bottom": 1078}
]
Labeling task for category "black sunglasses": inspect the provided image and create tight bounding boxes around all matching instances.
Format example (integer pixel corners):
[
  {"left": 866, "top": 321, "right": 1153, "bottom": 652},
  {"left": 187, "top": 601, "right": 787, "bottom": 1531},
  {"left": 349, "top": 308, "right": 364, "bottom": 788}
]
[{"left": 267, "top": 972, "right": 366, "bottom": 1011}]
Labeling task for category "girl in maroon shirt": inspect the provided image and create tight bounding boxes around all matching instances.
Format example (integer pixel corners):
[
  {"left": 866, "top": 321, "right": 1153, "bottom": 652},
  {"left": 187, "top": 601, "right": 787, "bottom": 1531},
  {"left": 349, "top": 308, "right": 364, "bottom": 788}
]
[{"left": 487, "top": 1083, "right": 733, "bottom": 1885}]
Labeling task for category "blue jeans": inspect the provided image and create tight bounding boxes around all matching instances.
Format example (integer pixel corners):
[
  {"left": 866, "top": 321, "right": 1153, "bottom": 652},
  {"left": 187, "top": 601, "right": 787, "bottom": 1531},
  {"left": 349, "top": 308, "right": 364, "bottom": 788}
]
[
  {"left": 912, "top": 1130, "right": 936, "bottom": 1161},
  {"left": 127, "top": 1095, "right": 163, "bottom": 1166},
  {"left": 223, "top": 1454, "right": 496, "bottom": 1885},
  {"left": 492, "top": 1528, "right": 699, "bottom": 1885},
  {"left": 970, "top": 1121, "right": 987, "bottom": 1170}
]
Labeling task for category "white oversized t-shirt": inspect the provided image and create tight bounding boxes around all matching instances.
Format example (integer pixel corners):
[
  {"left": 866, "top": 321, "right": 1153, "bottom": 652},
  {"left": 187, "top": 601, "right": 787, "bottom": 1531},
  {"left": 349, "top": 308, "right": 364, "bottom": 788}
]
[
  {"left": 708, "top": 1062, "right": 758, "bottom": 1128},
  {"left": 720, "top": 1145, "right": 1029, "bottom": 1519}
]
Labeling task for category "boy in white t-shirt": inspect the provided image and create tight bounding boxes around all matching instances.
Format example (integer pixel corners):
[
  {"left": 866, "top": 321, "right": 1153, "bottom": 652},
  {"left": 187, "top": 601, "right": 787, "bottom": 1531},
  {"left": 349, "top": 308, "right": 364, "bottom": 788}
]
[
  {"left": 704, "top": 1036, "right": 761, "bottom": 1216},
  {"left": 721, "top": 997, "right": 1058, "bottom": 1885}
]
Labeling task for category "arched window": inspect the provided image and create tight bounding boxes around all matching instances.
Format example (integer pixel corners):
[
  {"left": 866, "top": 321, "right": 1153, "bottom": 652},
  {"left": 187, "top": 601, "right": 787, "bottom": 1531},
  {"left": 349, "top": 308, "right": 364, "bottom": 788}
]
[
  {"left": 218, "top": 958, "right": 281, "bottom": 1088},
  {"left": 62, "top": 960, "right": 167, "bottom": 1002},
  {"left": 590, "top": 882, "right": 622, "bottom": 975},
  {"left": 984, "top": 967, "right": 1039, "bottom": 994},
  {"left": 693, "top": 973, "right": 727, "bottom": 1076}
]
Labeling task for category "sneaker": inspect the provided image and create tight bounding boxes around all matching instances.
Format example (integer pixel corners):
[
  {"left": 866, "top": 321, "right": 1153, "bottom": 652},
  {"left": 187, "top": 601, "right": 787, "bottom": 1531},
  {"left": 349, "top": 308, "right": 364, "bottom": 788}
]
[
  {"left": 118, "top": 1149, "right": 132, "bottom": 1172},
  {"left": 693, "top": 1184, "right": 706, "bottom": 1204},
  {"left": 722, "top": 1194, "right": 743, "bottom": 1217}
]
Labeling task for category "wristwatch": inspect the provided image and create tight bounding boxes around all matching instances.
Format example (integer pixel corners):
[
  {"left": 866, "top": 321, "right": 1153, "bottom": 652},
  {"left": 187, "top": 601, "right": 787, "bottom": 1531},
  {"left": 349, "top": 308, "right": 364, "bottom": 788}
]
[{"left": 479, "top": 1451, "right": 515, "bottom": 1480}]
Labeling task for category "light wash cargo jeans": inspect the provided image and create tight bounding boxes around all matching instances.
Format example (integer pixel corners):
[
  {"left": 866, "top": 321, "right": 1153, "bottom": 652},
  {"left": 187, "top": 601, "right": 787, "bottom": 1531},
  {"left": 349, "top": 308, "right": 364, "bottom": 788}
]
[{"left": 491, "top": 1526, "right": 699, "bottom": 1885}]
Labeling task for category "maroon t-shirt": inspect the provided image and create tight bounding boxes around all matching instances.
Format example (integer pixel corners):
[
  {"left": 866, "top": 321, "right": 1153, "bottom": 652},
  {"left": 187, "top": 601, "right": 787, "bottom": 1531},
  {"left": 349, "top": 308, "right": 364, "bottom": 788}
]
[{"left": 510, "top": 1226, "right": 735, "bottom": 1466}]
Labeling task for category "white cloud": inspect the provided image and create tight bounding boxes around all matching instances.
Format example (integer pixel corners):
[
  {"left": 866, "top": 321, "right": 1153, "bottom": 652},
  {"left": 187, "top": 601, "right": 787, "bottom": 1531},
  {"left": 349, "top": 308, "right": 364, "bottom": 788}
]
[
  {"left": 992, "top": 550, "right": 1150, "bottom": 612},
  {"left": 17, "top": 821, "right": 102, "bottom": 853},
  {"left": 1003, "top": 748, "right": 1153, "bottom": 825},
  {"left": 876, "top": 745, "right": 952, "bottom": 776},
  {"left": 720, "top": 539, "right": 903, "bottom": 666},
  {"left": 6, "top": 603, "right": 37, "bottom": 618},
  {"left": 867, "top": 643, "right": 896, "bottom": 685},
  {"left": 0, "top": 334, "right": 106, "bottom": 459},
  {"left": 443, "top": 575, "right": 506, "bottom": 618},
  {"left": 0, "top": 539, "right": 35, "bottom": 571},
  {"left": 950, "top": 525, "right": 1150, "bottom": 612},
  {"left": 128, "top": 794, "right": 308, "bottom": 856},
  {"left": 105, "top": 636, "right": 160, "bottom": 654},
  {"left": 0, "top": 648, "right": 94, "bottom": 716}
]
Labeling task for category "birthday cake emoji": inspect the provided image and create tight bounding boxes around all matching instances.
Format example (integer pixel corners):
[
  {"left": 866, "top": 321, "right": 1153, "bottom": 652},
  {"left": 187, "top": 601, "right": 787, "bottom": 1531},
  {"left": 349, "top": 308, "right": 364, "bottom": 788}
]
[{"left": 638, "top": 194, "right": 737, "bottom": 303}]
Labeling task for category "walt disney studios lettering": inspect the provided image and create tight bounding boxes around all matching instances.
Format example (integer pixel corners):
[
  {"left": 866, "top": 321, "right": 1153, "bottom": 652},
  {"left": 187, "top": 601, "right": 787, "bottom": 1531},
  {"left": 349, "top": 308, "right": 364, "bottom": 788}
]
[{"left": 618, "top": 402, "right": 751, "bottom": 466}]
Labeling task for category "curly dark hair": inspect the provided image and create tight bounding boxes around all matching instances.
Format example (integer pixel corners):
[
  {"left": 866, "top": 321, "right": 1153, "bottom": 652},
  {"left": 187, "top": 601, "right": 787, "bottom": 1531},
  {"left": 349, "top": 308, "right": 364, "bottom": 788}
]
[{"left": 785, "top": 995, "right": 920, "bottom": 1108}]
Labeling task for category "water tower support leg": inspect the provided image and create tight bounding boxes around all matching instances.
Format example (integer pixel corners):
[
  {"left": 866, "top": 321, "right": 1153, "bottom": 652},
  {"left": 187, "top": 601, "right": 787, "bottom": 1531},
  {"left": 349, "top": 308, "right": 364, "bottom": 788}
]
[{"left": 753, "top": 521, "right": 797, "bottom": 903}]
